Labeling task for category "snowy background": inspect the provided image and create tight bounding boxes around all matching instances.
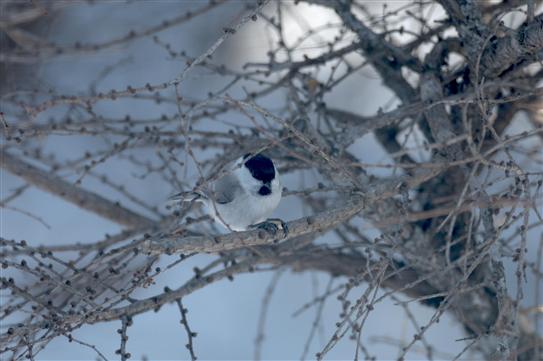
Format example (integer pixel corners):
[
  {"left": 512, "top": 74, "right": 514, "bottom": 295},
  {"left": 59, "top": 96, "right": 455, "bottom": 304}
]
[{"left": 2, "top": 1, "right": 541, "bottom": 360}]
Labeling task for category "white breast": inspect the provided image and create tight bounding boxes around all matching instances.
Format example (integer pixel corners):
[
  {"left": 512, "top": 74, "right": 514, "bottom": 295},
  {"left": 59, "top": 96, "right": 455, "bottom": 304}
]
[{"left": 205, "top": 174, "right": 281, "bottom": 231}]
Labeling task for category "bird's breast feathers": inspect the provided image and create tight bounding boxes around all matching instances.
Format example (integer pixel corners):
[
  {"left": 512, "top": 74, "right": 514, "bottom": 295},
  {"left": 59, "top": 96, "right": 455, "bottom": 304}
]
[{"left": 207, "top": 176, "right": 281, "bottom": 231}]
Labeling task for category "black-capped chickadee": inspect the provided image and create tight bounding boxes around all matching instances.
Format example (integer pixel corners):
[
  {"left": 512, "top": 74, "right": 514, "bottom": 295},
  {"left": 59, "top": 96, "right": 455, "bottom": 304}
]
[{"left": 171, "top": 153, "right": 286, "bottom": 234}]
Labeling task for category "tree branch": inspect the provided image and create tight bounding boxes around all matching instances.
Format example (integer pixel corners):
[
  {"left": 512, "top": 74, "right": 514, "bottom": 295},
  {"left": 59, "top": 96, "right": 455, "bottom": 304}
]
[{"left": 1, "top": 151, "right": 155, "bottom": 228}]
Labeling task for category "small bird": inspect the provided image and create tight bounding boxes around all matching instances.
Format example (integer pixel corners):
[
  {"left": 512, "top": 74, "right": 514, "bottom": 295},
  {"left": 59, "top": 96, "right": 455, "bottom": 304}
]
[{"left": 171, "top": 153, "right": 286, "bottom": 234}]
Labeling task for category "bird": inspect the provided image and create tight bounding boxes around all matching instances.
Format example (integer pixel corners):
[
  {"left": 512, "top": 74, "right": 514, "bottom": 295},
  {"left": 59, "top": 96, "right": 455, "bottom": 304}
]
[{"left": 170, "top": 153, "right": 286, "bottom": 234}]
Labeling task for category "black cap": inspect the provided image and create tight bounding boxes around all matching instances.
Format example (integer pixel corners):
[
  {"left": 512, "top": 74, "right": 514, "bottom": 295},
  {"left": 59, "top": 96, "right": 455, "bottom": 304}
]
[{"left": 244, "top": 154, "right": 275, "bottom": 183}]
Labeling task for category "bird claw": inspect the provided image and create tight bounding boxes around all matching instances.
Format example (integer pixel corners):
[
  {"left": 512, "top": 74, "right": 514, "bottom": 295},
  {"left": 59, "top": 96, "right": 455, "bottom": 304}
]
[{"left": 251, "top": 218, "right": 289, "bottom": 239}]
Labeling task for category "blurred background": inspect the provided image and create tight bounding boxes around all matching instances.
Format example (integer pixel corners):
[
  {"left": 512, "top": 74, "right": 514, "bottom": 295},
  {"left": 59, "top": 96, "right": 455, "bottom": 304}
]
[{"left": 1, "top": 1, "right": 542, "bottom": 360}]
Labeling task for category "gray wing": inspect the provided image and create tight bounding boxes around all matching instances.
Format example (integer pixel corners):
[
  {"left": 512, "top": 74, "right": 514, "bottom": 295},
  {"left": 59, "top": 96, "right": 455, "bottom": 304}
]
[{"left": 212, "top": 173, "right": 244, "bottom": 204}]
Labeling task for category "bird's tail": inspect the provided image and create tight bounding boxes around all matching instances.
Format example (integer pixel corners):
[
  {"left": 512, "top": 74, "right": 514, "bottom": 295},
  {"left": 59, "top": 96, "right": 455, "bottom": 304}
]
[{"left": 168, "top": 191, "right": 206, "bottom": 203}]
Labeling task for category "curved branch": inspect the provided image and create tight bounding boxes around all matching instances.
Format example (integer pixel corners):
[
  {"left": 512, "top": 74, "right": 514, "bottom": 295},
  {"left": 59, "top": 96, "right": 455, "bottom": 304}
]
[{"left": 1, "top": 151, "right": 155, "bottom": 228}]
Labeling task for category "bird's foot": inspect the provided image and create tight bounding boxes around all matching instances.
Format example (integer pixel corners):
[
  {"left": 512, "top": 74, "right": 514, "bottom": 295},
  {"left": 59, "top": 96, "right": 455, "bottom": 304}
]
[{"left": 250, "top": 218, "right": 289, "bottom": 239}]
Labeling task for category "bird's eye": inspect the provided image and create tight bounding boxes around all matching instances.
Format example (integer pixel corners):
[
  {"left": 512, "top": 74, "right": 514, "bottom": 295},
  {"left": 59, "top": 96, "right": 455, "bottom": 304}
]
[{"left": 243, "top": 153, "right": 252, "bottom": 160}]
